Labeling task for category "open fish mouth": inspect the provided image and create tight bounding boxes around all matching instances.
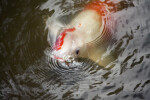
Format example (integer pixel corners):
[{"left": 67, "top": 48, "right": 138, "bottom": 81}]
[
  {"left": 51, "top": 53, "right": 75, "bottom": 63},
  {"left": 64, "top": 55, "right": 75, "bottom": 63}
]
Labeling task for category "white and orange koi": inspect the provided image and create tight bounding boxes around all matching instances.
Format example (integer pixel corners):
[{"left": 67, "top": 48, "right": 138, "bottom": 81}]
[{"left": 47, "top": 1, "right": 113, "bottom": 66}]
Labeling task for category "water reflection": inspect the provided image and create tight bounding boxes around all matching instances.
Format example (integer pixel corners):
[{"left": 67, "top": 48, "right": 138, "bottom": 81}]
[{"left": 1, "top": 0, "right": 150, "bottom": 100}]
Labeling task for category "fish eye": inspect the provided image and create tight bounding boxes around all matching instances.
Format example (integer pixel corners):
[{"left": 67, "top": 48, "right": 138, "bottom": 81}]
[{"left": 76, "top": 49, "right": 80, "bottom": 55}]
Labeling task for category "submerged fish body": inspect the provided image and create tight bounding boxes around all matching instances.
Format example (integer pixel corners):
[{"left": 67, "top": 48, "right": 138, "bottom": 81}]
[{"left": 48, "top": 1, "right": 112, "bottom": 66}]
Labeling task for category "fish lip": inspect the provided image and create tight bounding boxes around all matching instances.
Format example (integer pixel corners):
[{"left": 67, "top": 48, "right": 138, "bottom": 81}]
[{"left": 64, "top": 55, "right": 75, "bottom": 63}]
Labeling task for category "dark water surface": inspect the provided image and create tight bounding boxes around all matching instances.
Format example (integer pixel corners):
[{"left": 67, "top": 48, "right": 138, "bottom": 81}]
[{"left": 1, "top": 0, "right": 150, "bottom": 100}]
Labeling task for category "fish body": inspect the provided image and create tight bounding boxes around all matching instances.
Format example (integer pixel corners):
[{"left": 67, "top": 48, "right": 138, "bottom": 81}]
[{"left": 49, "top": 1, "right": 112, "bottom": 66}]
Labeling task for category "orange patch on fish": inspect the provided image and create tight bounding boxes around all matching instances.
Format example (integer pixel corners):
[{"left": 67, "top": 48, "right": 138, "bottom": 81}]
[
  {"left": 84, "top": 1, "right": 109, "bottom": 16},
  {"left": 78, "top": 23, "right": 82, "bottom": 27}
]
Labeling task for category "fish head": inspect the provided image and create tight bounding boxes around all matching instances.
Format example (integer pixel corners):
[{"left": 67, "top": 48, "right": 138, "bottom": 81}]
[{"left": 51, "top": 27, "right": 85, "bottom": 62}]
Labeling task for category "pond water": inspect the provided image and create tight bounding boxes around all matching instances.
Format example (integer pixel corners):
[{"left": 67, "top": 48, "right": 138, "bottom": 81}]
[{"left": 1, "top": 0, "right": 150, "bottom": 100}]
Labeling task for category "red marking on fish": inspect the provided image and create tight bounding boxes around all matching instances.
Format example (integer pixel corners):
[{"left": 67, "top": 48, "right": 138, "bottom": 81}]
[
  {"left": 54, "top": 55, "right": 63, "bottom": 60},
  {"left": 53, "top": 27, "right": 76, "bottom": 51},
  {"left": 84, "top": 1, "right": 109, "bottom": 16}
]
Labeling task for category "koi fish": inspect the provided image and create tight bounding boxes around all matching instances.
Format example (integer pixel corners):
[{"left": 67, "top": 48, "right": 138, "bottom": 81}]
[{"left": 48, "top": 1, "right": 111, "bottom": 65}]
